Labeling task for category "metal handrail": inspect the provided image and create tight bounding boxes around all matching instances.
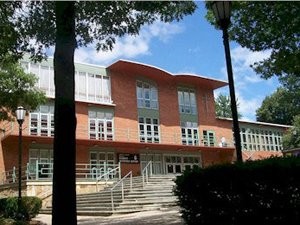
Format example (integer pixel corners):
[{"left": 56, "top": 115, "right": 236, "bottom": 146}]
[
  {"left": 110, "top": 171, "right": 132, "bottom": 211},
  {"left": 96, "top": 162, "right": 121, "bottom": 192},
  {"left": 142, "top": 161, "right": 153, "bottom": 188}
]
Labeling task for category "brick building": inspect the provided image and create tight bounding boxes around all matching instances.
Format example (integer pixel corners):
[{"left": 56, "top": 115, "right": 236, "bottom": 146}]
[{"left": 0, "top": 57, "right": 288, "bottom": 181}]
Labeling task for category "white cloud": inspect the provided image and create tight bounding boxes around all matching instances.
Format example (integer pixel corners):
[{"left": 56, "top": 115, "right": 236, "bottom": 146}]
[
  {"left": 74, "top": 21, "right": 184, "bottom": 65},
  {"left": 218, "top": 46, "right": 275, "bottom": 121}
]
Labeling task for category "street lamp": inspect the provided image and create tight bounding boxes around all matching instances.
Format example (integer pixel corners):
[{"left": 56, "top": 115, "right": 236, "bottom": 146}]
[
  {"left": 211, "top": 1, "right": 243, "bottom": 163},
  {"left": 15, "top": 106, "right": 26, "bottom": 215}
]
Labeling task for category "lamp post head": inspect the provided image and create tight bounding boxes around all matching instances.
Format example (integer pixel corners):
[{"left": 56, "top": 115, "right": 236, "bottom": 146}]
[
  {"left": 211, "top": 1, "right": 232, "bottom": 30},
  {"left": 15, "top": 106, "right": 26, "bottom": 125}
]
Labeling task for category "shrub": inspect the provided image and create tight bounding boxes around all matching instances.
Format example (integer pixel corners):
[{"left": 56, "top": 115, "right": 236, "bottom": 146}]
[
  {"left": 0, "top": 197, "right": 42, "bottom": 221},
  {"left": 174, "top": 156, "right": 300, "bottom": 225}
]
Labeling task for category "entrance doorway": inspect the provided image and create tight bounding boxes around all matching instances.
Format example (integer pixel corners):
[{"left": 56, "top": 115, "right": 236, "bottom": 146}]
[{"left": 140, "top": 153, "right": 163, "bottom": 174}]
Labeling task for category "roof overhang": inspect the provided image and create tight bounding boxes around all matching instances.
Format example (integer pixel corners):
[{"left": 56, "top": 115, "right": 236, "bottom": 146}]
[{"left": 108, "top": 60, "right": 227, "bottom": 90}]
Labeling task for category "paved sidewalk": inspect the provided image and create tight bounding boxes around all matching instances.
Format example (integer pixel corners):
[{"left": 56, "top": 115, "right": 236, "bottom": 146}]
[{"left": 34, "top": 207, "right": 185, "bottom": 225}]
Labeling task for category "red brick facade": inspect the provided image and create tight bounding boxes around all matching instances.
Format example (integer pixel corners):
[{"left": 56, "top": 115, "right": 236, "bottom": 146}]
[{"left": 0, "top": 60, "right": 287, "bottom": 179}]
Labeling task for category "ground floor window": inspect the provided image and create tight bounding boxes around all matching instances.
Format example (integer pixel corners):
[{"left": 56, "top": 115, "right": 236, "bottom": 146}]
[
  {"left": 165, "top": 155, "right": 200, "bottom": 174},
  {"left": 28, "top": 148, "right": 53, "bottom": 179},
  {"left": 89, "top": 151, "right": 116, "bottom": 179},
  {"left": 141, "top": 154, "right": 201, "bottom": 175}
]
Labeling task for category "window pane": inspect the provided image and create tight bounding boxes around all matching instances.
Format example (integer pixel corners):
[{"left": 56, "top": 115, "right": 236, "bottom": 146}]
[
  {"left": 102, "top": 76, "right": 110, "bottom": 102},
  {"left": 95, "top": 75, "right": 102, "bottom": 102},
  {"left": 88, "top": 74, "right": 95, "bottom": 101},
  {"left": 78, "top": 72, "right": 86, "bottom": 100},
  {"left": 136, "top": 81, "right": 158, "bottom": 109},
  {"left": 49, "top": 68, "right": 55, "bottom": 96},
  {"left": 40, "top": 66, "right": 49, "bottom": 92}
]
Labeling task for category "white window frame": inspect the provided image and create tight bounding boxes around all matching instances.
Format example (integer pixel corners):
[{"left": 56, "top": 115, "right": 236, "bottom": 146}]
[
  {"left": 202, "top": 130, "right": 215, "bottom": 147},
  {"left": 23, "top": 61, "right": 112, "bottom": 104},
  {"left": 29, "top": 105, "right": 54, "bottom": 137},
  {"left": 178, "top": 88, "right": 197, "bottom": 115},
  {"left": 136, "top": 80, "right": 158, "bottom": 109},
  {"left": 138, "top": 117, "right": 160, "bottom": 143},
  {"left": 88, "top": 110, "right": 114, "bottom": 141},
  {"left": 181, "top": 122, "right": 199, "bottom": 146}
]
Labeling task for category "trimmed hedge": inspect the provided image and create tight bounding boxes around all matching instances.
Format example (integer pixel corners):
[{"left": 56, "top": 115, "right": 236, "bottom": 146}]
[
  {"left": 174, "top": 156, "right": 300, "bottom": 225},
  {"left": 0, "top": 197, "right": 42, "bottom": 221}
]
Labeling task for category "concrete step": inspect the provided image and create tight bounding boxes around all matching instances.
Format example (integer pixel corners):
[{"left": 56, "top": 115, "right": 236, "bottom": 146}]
[{"left": 41, "top": 174, "right": 178, "bottom": 216}]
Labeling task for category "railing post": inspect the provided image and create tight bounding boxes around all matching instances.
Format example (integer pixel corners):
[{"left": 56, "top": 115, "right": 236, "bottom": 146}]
[
  {"left": 111, "top": 190, "right": 114, "bottom": 211},
  {"left": 121, "top": 182, "right": 124, "bottom": 201},
  {"left": 150, "top": 162, "right": 153, "bottom": 177},
  {"left": 104, "top": 162, "right": 107, "bottom": 179},
  {"left": 35, "top": 160, "right": 39, "bottom": 180},
  {"left": 118, "top": 162, "right": 121, "bottom": 180},
  {"left": 26, "top": 163, "right": 29, "bottom": 180},
  {"left": 130, "top": 172, "right": 132, "bottom": 192},
  {"left": 12, "top": 166, "right": 16, "bottom": 183}
]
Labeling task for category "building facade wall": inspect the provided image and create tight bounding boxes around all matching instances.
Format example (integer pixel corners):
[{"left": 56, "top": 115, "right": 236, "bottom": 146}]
[{"left": 0, "top": 59, "right": 289, "bottom": 180}]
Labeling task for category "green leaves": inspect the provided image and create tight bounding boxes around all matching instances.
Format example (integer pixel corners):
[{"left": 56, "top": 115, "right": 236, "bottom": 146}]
[
  {"left": 256, "top": 88, "right": 299, "bottom": 125},
  {"left": 206, "top": 1, "right": 300, "bottom": 86},
  {"left": 229, "top": 2, "right": 300, "bottom": 81},
  {"left": 215, "top": 94, "right": 242, "bottom": 119},
  {"left": 0, "top": 55, "right": 46, "bottom": 121},
  {"left": 282, "top": 115, "right": 300, "bottom": 150}
]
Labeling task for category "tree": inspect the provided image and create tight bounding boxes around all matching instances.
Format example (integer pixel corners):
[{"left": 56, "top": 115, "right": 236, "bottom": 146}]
[
  {"left": 215, "top": 93, "right": 242, "bottom": 119},
  {"left": 0, "top": 1, "right": 197, "bottom": 224},
  {"left": 282, "top": 115, "right": 300, "bottom": 150},
  {"left": 256, "top": 88, "right": 300, "bottom": 125},
  {"left": 206, "top": 1, "right": 300, "bottom": 88},
  {"left": 0, "top": 55, "right": 46, "bottom": 121}
]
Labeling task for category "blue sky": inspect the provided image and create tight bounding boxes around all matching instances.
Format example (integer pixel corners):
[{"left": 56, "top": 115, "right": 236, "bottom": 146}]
[{"left": 73, "top": 1, "right": 280, "bottom": 122}]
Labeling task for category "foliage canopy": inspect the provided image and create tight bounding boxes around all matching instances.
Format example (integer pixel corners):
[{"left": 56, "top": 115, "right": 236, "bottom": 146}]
[
  {"left": 0, "top": 56, "right": 46, "bottom": 121},
  {"left": 215, "top": 93, "right": 242, "bottom": 119},
  {"left": 256, "top": 88, "right": 300, "bottom": 125},
  {"left": 0, "top": 1, "right": 197, "bottom": 225}
]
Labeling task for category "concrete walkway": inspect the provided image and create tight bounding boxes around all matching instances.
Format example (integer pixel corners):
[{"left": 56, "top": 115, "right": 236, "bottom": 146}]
[{"left": 33, "top": 207, "right": 185, "bottom": 225}]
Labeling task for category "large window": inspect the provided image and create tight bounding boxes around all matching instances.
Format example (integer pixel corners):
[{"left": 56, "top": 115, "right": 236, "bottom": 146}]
[
  {"left": 89, "top": 109, "right": 114, "bottom": 140},
  {"left": 136, "top": 80, "right": 158, "bottom": 109},
  {"left": 29, "top": 104, "right": 54, "bottom": 137},
  {"left": 24, "top": 63, "right": 55, "bottom": 97},
  {"left": 202, "top": 130, "right": 215, "bottom": 147},
  {"left": 139, "top": 117, "right": 160, "bottom": 143},
  {"left": 181, "top": 122, "right": 199, "bottom": 146},
  {"left": 240, "top": 127, "right": 283, "bottom": 151},
  {"left": 178, "top": 88, "right": 197, "bottom": 114},
  {"left": 28, "top": 148, "right": 53, "bottom": 179},
  {"left": 22, "top": 62, "right": 112, "bottom": 104}
]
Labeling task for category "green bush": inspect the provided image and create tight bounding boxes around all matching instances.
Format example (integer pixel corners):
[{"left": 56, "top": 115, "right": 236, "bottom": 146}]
[
  {"left": 174, "top": 156, "right": 300, "bottom": 225},
  {"left": 0, "top": 197, "right": 42, "bottom": 221}
]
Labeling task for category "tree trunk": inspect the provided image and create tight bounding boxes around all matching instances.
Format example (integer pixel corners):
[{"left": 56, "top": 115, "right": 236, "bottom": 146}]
[{"left": 52, "top": 2, "right": 77, "bottom": 225}]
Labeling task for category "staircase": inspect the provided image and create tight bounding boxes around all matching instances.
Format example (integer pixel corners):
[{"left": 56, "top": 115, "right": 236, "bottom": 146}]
[{"left": 41, "top": 174, "right": 177, "bottom": 216}]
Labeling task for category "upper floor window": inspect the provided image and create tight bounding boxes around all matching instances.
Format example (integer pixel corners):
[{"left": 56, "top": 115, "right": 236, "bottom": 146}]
[
  {"left": 181, "top": 122, "right": 199, "bottom": 146},
  {"left": 136, "top": 80, "right": 158, "bottom": 109},
  {"left": 178, "top": 88, "right": 197, "bottom": 114},
  {"left": 77, "top": 72, "right": 111, "bottom": 104},
  {"left": 88, "top": 109, "right": 114, "bottom": 141},
  {"left": 22, "top": 63, "right": 55, "bottom": 97},
  {"left": 29, "top": 104, "right": 54, "bottom": 137},
  {"left": 202, "top": 130, "right": 215, "bottom": 147},
  {"left": 240, "top": 127, "right": 283, "bottom": 151},
  {"left": 21, "top": 61, "right": 112, "bottom": 104},
  {"left": 139, "top": 117, "right": 160, "bottom": 143}
]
